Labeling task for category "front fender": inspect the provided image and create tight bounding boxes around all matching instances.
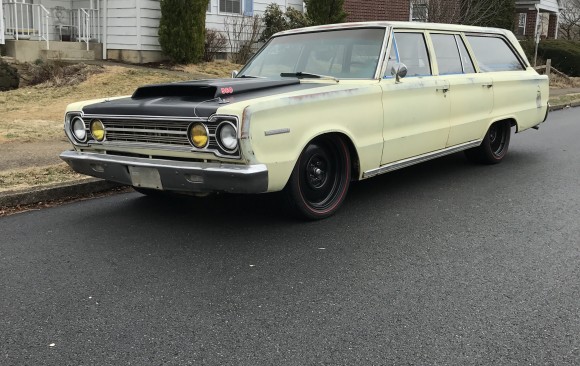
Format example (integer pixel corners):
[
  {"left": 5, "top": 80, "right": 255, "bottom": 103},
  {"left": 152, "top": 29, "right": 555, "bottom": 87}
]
[{"left": 241, "top": 85, "right": 384, "bottom": 191}]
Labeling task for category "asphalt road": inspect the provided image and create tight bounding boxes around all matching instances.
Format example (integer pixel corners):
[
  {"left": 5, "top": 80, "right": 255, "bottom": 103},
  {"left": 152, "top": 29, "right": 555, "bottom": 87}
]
[{"left": 1, "top": 108, "right": 579, "bottom": 365}]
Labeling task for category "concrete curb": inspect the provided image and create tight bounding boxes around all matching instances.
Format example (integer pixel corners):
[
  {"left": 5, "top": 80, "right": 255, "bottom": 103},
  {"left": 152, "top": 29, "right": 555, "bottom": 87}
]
[
  {"left": 0, "top": 179, "right": 123, "bottom": 209},
  {"left": 549, "top": 101, "right": 580, "bottom": 111}
]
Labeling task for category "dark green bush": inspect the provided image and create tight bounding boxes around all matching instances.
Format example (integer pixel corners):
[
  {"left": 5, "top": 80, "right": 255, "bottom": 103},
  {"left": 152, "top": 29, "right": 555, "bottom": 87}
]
[
  {"left": 261, "top": 4, "right": 311, "bottom": 42},
  {"left": 305, "top": 0, "right": 347, "bottom": 26},
  {"left": 536, "top": 40, "right": 580, "bottom": 77},
  {"left": 0, "top": 60, "right": 20, "bottom": 91},
  {"left": 521, "top": 39, "right": 580, "bottom": 76},
  {"left": 159, "top": 0, "right": 208, "bottom": 64}
]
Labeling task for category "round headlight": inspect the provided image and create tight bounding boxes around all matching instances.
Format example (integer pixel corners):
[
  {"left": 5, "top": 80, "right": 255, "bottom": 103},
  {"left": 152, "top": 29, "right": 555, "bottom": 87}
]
[
  {"left": 71, "top": 117, "right": 86, "bottom": 142},
  {"left": 90, "top": 119, "right": 105, "bottom": 142},
  {"left": 189, "top": 123, "right": 209, "bottom": 148},
  {"left": 217, "top": 122, "right": 238, "bottom": 151}
]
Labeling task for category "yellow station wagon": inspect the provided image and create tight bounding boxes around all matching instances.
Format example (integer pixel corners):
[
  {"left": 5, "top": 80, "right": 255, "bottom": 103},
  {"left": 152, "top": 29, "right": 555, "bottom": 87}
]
[{"left": 61, "top": 21, "right": 550, "bottom": 219}]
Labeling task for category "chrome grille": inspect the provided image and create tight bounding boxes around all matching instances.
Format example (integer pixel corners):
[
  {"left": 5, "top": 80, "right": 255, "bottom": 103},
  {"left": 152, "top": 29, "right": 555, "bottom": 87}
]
[
  {"left": 81, "top": 115, "right": 240, "bottom": 158},
  {"left": 101, "top": 119, "right": 190, "bottom": 146}
]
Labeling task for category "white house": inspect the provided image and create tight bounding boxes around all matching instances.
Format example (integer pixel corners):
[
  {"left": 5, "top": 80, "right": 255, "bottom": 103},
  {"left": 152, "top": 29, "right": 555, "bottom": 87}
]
[
  {"left": 1, "top": 0, "right": 302, "bottom": 62},
  {"left": 514, "top": 0, "right": 562, "bottom": 39}
]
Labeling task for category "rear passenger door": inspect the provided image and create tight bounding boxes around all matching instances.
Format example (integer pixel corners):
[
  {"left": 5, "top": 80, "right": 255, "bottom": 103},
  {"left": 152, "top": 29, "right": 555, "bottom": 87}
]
[
  {"left": 465, "top": 34, "right": 545, "bottom": 131},
  {"left": 429, "top": 32, "right": 494, "bottom": 147},
  {"left": 380, "top": 31, "right": 450, "bottom": 164}
]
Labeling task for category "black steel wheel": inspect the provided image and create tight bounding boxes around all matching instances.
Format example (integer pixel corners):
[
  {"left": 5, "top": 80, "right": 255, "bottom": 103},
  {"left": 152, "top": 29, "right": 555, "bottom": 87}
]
[
  {"left": 465, "top": 120, "right": 512, "bottom": 164},
  {"left": 285, "top": 135, "right": 351, "bottom": 220}
]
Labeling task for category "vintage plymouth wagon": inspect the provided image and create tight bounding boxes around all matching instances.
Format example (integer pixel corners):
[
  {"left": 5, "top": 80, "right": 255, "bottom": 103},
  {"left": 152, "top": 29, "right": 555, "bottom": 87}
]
[{"left": 61, "top": 22, "right": 549, "bottom": 219}]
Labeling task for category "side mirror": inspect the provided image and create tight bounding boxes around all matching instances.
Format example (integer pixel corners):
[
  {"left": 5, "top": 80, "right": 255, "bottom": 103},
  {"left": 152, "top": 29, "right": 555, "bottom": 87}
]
[
  {"left": 231, "top": 70, "right": 239, "bottom": 78},
  {"left": 391, "top": 63, "right": 408, "bottom": 83}
]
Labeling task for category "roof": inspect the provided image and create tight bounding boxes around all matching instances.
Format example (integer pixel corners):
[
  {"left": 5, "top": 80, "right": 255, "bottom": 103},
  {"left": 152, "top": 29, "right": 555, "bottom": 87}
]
[{"left": 274, "top": 21, "right": 511, "bottom": 38}]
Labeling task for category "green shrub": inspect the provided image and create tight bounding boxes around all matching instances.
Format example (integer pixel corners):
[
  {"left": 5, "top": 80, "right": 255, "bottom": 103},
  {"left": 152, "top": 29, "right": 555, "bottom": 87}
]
[
  {"left": 537, "top": 40, "right": 580, "bottom": 76},
  {"left": 159, "top": 0, "right": 208, "bottom": 63},
  {"left": 0, "top": 60, "right": 20, "bottom": 91},
  {"left": 305, "top": 0, "right": 347, "bottom": 26},
  {"left": 261, "top": 4, "right": 311, "bottom": 42}
]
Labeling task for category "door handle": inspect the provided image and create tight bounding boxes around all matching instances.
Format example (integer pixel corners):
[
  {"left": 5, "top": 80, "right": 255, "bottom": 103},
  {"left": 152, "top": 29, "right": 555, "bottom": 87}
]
[
  {"left": 436, "top": 87, "right": 449, "bottom": 93},
  {"left": 482, "top": 83, "right": 493, "bottom": 88}
]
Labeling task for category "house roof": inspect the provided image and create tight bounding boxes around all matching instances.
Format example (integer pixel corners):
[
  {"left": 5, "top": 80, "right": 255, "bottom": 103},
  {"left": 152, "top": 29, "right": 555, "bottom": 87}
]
[{"left": 515, "top": 0, "right": 562, "bottom": 13}]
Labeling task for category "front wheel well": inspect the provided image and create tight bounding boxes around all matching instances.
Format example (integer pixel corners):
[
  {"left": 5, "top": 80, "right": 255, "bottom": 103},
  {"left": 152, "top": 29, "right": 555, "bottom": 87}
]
[{"left": 311, "top": 132, "right": 360, "bottom": 180}]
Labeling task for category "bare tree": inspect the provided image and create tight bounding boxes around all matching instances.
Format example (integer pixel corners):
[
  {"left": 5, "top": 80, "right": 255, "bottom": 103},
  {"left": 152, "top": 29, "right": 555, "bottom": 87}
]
[
  {"left": 223, "top": 15, "right": 263, "bottom": 64},
  {"left": 559, "top": 0, "right": 580, "bottom": 40},
  {"left": 411, "top": 0, "right": 514, "bottom": 28}
]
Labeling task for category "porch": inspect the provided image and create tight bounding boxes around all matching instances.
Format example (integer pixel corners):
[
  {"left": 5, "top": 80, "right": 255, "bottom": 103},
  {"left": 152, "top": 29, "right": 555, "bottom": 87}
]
[
  {"left": 515, "top": 0, "right": 562, "bottom": 39},
  {"left": 1, "top": 0, "right": 102, "bottom": 61}
]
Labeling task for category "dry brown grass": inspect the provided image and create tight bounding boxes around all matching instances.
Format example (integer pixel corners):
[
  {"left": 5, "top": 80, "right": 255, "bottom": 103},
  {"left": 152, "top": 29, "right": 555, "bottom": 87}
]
[
  {"left": 0, "top": 65, "right": 214, "bottom": 143},
  {"left": 550, "top": 75, "right": 580, "bottom": 88},
  {"left": 173, "top": 60, "right": 243, "bottom": 77},
  {"left": 550, "top": 93, "right": 580, "bottom": 107},
  {"left": 0, "top": 163, "right": 87, "bottom": 192}
]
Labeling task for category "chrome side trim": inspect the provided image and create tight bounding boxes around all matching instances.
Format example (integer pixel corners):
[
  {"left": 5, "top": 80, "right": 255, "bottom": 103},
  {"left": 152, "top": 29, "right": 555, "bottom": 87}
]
[
  {"left": 363, "top": 140, "right": 482, "bottom": 179},
  {"left": 264, "top": 128, "right": 290, "bottom": 136}
]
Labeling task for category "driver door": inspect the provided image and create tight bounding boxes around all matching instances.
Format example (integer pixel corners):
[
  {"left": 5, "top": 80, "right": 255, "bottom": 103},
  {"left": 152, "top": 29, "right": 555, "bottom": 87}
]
[{"left": 380, "top": 31, "right": 450, "bottom": 164}]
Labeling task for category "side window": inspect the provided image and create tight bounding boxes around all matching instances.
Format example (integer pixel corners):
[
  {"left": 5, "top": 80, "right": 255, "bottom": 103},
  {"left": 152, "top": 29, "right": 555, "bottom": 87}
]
[
  {"left": 430, "top": 34, "right": 463, "bottom": 75},
  {"left": 385, "top": 32, "right": 431, "bottom": 77},
  {"left": 455, "top": 35, "right": 475, "bottom": 74},
  {"left": 466, "top": 35, "right": 525, "bottom": 72}
]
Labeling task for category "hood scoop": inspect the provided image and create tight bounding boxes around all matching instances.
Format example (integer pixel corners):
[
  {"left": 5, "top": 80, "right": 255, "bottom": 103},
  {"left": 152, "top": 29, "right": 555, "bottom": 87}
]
[{"left": 132, "top": 78, "right": 301, "bottom": 100}]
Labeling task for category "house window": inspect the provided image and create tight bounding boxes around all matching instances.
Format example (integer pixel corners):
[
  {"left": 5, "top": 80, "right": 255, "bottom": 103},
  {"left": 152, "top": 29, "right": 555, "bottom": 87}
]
[
  {"left": 207, "top": 1, "right": 211, "bottom": 13},
  {"left": 410, "top": 0, "right": 428, "bottom": 22},
  {"left": 516, "top": 13, "right": 526, "bottom": 36},
  {"left": 219, "top": 0, "right": 241, "bottom": 14}
]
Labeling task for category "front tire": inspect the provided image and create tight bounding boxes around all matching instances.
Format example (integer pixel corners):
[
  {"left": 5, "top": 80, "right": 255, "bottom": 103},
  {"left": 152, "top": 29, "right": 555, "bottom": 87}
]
[
  {"left": 285, "top": 136, "right": 351, "bottom": 220},
  {"left": 465, "top": 120, "right": 511, "bottom": 164}
]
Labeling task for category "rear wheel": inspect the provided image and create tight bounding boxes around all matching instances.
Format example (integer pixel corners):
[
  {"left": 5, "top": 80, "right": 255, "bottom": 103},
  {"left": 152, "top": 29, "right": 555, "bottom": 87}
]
[
  {"left": 465, "top": 120, "right": 511, "bottom": 164},
  {"left": 285, "top": 135, "right": 351, "bottom": 220}
]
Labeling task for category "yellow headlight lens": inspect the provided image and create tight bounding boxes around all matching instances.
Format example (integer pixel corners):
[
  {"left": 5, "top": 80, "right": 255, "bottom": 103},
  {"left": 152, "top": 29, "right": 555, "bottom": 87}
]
[
  {"left": 90, "top": 119, "right": 105, "bottom": 142},
  {"left": 190, "top": 123, "right": 208, "bottom": 148}
]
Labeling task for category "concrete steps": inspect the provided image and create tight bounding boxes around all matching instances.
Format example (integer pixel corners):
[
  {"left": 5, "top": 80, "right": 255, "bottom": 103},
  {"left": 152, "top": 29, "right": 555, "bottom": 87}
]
[
  {"left": 4, "top": 40, "right": 102, "bottom": 62},
  {"left": 41, "top": 49, "right": 96, "bottom": 61}
]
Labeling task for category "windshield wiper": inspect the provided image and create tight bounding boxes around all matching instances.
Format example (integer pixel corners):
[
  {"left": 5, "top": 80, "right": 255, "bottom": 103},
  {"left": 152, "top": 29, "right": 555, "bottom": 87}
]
[
  {"left": 238, "top": 74, "right": 261, "bottom": 78},
  {"left": 280, "top": 72, "right": 338, "bottom": 82}
]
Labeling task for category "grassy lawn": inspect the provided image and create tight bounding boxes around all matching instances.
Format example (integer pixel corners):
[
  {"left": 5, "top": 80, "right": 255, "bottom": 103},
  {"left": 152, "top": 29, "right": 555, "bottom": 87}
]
[
  {"left": 0, "top": 61, "right": 240, "bottom": 143},
  {"left": 549, "top": 93, "right": 580, "bottom": 107},
  {"left": 0, "top": 164, "right": 87, "bottom": 192},
  {"left": 0, "top": 60, "right": 240, "bottom": 192}
]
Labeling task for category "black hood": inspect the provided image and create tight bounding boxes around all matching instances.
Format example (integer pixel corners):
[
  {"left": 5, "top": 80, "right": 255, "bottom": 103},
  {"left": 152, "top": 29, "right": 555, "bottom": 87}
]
[{"left": 82, "top": 78, "right": 327, "bottom": 118}]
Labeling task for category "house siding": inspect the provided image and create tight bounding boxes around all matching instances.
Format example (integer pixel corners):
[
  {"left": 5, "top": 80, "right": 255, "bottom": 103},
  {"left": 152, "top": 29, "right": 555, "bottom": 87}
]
[{"left": 0, "top": 0, "right": 4, "bottom": 45}]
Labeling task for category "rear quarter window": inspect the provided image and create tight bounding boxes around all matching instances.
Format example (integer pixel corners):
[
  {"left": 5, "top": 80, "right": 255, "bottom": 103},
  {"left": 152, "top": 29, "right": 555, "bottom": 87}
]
[{"left": 466, "top": 35, "right": 525, "bottom": 72}]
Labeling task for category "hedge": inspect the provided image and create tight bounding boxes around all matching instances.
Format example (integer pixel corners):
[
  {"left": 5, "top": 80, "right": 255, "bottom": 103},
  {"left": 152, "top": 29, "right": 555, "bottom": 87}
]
[{"left": 520, "top": 39, "right": 580, "bottom": 77}]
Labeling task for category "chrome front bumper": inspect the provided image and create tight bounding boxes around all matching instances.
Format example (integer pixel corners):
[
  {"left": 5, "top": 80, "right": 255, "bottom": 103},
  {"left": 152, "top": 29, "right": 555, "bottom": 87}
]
[{"left": 60, "top": 150, "right": 268, "bottom": 194}]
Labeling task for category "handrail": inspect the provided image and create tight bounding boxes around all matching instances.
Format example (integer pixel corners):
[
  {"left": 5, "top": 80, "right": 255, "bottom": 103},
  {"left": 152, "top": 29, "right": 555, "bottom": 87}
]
[
  {"left": 76, "top": 5, "right": 100, "bottom": 50},
  {"left": 0, "top": 6, "right": 5, "bottom": 45},
  {"left": 2, "top": 1, "right": 50, "bottom": 49},
  {"left": 78, "top": 8, "right": 90, "bottom": 50}
]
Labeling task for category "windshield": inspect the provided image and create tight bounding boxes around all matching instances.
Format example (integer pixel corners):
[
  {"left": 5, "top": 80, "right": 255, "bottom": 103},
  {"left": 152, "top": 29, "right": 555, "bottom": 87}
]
[{"left": 238, "top": 28, "right": 386, "bottom": 80}]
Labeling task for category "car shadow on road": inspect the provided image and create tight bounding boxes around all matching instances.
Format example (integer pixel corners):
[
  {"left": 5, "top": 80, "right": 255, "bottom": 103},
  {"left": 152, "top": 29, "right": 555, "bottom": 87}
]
[{"left": 73, "top": 148, "right": 540, "bottom": 232}]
